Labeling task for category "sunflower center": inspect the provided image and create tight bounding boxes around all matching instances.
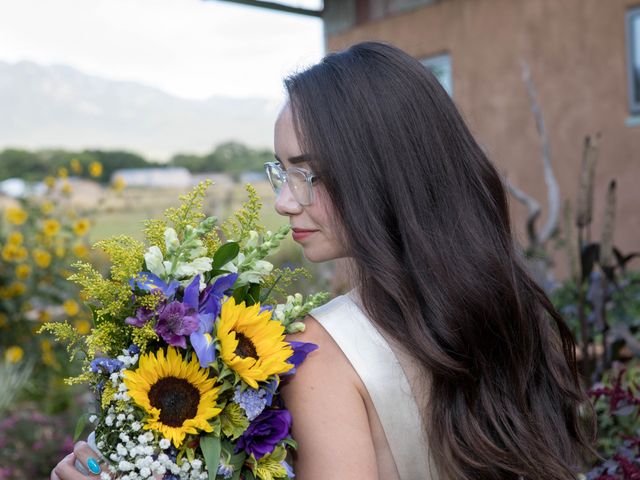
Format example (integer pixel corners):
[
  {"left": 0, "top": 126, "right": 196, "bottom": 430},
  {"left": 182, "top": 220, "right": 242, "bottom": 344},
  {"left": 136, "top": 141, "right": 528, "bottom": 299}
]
[
  {"left": 148, "top": 376, "right": 200, "bottom": 427},
  {"left": 234, "top": 332, "right": 258, "bottom": 359}
]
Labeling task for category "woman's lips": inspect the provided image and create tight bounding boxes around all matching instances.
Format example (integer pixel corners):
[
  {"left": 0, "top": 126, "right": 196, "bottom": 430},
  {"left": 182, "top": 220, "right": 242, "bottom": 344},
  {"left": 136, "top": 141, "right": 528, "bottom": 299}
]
[{"left": 292, "top": 228, "right": 317, "bottom": 241}]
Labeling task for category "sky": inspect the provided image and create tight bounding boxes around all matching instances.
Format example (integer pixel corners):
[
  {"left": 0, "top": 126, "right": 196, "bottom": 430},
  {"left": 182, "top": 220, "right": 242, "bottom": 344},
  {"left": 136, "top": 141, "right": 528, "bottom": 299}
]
[{"left": 0, "top": 0, "right": 325, "bottom": 101}]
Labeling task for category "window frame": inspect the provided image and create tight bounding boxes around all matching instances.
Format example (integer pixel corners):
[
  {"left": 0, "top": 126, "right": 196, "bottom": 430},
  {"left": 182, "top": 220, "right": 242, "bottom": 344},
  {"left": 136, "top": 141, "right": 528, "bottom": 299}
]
[
  {"left": 420, "top": 53, "right": 453, "bottom": 97},
  {"left": 626, "top": 6, "right": 640, "bottom": 115}
]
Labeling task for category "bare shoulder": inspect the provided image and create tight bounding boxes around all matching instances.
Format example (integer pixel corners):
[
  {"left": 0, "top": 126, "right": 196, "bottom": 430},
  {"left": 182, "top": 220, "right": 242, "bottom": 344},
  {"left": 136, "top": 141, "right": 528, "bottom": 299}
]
[
  {"left": 281, "top": 314, "right": 359, "bottom": 402},
  {"left": 281, "top": 315, "right": 378, "bottom": 480}
]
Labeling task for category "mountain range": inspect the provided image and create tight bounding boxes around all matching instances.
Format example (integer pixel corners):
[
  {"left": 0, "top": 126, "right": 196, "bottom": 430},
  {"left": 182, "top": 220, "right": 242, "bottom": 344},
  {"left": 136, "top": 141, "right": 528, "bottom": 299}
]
[{"left": 0, "top": 60, "right": 281, "bottom": 161}]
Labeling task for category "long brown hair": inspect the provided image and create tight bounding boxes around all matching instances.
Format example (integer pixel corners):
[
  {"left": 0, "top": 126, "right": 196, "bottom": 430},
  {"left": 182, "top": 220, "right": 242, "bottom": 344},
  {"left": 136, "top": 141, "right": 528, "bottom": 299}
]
[{"left": 284, "top": 42, "right": 595, "bottom": 479}]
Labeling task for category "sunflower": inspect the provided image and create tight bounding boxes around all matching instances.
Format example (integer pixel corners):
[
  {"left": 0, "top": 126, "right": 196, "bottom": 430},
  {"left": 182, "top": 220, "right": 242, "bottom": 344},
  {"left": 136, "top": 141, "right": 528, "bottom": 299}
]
[
  {"left": 217, "top": 298, "right": 293, "bottom": 389},
  {"left": 123, "top": 347, "right": 222, "bottom": 447}
]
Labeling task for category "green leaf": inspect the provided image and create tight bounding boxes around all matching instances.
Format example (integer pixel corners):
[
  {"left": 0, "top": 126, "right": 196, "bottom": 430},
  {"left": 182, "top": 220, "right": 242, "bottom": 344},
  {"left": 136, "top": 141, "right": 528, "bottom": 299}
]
[
  {"left": 220, "top": 403, "right": 250, "bottom": 440},
  {"left": 200, "top": 435, "right": 222, "bottom": 480},
  {"left": 246, "top": 283, "right": 261, "bottom": 306},
  {"left": 74, "top": 413, "right": 89, "bottom": 442},
  {"left": 186, "top": 446, "right": 196, "bottom": 463},
  {"left": 233, "top": 285, "right": 249, "bottom": 304},
  {"left": 213, "top": 242, "right": 240, "bottom": 270}
]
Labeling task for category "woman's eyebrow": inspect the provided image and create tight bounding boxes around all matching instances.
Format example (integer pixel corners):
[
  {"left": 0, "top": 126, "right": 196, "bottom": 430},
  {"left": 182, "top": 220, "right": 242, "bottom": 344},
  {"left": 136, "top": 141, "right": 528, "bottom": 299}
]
[{"left": 273, "top": 154, "right": 310, "bottom": 165}]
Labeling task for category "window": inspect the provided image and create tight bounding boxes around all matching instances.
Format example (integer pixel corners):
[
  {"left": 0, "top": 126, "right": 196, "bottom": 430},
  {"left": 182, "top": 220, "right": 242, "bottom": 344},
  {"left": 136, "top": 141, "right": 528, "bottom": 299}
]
[
  {"left": 420, "top": 53, "right": 453, "bottom": 97},
  {"left": 627, "top": 7, "right": 640, "bottom": 114}
]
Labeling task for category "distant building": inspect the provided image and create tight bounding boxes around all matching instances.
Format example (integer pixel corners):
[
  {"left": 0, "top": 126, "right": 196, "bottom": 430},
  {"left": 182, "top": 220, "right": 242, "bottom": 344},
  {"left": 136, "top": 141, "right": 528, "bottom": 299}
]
[
  {"left": 0, "top": 178, "right": 47, "bottom": 198},
  {"left": 110, "top": 167, "right": 192, "bottom": 188},
  {"left": 191, "top": 172, "right": 235, "bottom": 186},
  {"left": 239, "top": 171, "right": 266, "bottom": 184},
  {"left": 215, "top": 0, "right": 640, "bottom": 254}
]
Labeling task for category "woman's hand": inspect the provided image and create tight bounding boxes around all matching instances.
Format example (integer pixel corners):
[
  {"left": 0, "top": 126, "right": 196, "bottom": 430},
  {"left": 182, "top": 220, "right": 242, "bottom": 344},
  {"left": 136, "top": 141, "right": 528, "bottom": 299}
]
[{"left": 51, "top": 441, "right": 106, "bottom": 480}]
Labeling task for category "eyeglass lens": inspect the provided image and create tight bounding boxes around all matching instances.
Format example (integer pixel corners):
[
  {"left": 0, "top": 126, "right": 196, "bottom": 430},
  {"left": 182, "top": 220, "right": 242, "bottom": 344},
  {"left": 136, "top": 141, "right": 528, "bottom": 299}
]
[{"left": 267, "top": 164, "right": 312, "bottom": 205}]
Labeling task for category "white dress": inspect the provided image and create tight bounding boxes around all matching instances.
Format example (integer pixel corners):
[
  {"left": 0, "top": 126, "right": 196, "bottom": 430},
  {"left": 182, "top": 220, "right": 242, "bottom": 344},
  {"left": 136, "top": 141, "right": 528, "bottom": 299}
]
[{"left": 309, "top": 290, "right": 439, "bottom": 480}]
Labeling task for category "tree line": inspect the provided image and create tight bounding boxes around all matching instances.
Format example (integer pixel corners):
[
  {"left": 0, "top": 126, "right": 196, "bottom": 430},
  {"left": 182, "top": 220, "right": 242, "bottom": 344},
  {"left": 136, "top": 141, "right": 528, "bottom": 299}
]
[{"left": 0, "top": 141, "right": 272, "bottom": 183}]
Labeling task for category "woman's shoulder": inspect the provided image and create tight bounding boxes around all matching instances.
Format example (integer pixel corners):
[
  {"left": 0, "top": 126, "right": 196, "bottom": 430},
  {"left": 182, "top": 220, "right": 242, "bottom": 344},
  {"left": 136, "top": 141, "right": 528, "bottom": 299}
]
[{"left": 281, "top": 299, "right": 379, "bottom": 479}]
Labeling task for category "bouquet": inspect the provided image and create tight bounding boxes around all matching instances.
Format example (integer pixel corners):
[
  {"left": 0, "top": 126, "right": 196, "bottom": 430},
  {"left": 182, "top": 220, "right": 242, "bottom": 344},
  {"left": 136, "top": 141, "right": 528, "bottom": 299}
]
[{"left": 42, "top": 182, "right": 327, "bottom": 480}]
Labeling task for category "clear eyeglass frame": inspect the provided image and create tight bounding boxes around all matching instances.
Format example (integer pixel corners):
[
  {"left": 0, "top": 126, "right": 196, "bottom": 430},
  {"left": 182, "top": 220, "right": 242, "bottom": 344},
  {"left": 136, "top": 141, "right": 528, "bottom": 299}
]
[{"left": 264, "top": 161, "right": 318, "bottom": 206}]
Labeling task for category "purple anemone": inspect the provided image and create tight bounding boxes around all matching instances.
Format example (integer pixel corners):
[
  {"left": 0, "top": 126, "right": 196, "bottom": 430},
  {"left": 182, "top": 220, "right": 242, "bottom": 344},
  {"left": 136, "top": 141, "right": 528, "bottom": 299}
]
[
  {"left": 235, "top": 409, "right": 292, "bottom": 459},
  {"left": 155, "top": 301, "right": 199, "bottom": 348}
]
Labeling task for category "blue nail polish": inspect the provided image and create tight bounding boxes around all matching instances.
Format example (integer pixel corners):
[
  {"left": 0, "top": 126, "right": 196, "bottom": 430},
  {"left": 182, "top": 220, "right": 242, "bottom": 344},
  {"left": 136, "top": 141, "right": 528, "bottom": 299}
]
[{"left": 87, "top": 457, "right": 101, "bottom": 475}]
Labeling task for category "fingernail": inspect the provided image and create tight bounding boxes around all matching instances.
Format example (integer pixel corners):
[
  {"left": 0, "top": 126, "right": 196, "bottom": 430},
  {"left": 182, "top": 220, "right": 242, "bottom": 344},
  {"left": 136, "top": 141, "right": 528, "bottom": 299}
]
[{"left": 87, "top": 457, "right": 101, "bottom": 475}]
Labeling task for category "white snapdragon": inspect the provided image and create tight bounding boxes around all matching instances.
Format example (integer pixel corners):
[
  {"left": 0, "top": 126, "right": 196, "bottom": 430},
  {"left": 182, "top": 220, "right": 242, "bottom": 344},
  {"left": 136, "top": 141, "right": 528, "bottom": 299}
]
[
  {"left": 164, "top": 228, "right": 180, "bottom": 253},
  {"left": 144, "top": 246, "right": 166, "bottom": 278}
]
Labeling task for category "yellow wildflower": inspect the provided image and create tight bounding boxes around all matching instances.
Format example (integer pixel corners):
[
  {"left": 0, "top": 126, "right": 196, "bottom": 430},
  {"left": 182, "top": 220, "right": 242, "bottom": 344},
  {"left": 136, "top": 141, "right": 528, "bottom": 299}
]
[
  {"left": 75, "top": 319, "right": 91, "bottom": 335},
  {"left": 32, "top": 249, "right": 52, "bottom": 268},
  {"left": 70, "top": 158, "right": 82, "bottom": 174},
  {"left": 63, "top": 299, "right": 80, "bottom": 317},
  {"left": 8, "top": 282, "right": 26, "bottom": 296},
  {"left": 5, "top": 346, "right": 24, "bottom": 363},
  {"left": 40, "top": 201, "right": 54, "bottom": 215},
  {"left": 43, "top": 218, "right": 61, "bottom": 237},
  {"left": 5, "top": 206, "right": 28, "bottom": 225},
  {"left": 2, "top": 243, "right": 28, "bottom": 262},
  {"left": 41, "top": 340, "right": 58, "bottom": 367},
  {"left": 89, "top": 161, "right": 103, "bottom": 177},
  {"left": 44, "top": 176, "right": 56, "bottom": 189},
  {"left": 72, "top": 243, "right": 89, "bottom": 258},
  {"left": 61, "top": 181, "right": 72, "bottom": 195},
  {"left": 57, "top": 167, "right": 68, "bottom": 179},
  {"left": 8, "top": 232, "right": 23, "bottom": 245},
  {"left": 15, "top": 264, "right": 31, "bottom": 280},
  {"left": 73, "top": 219, "right": 91, "bottom": 236},
  {"left": 112, "top": 175, "right": 126, "bottom": 192}
]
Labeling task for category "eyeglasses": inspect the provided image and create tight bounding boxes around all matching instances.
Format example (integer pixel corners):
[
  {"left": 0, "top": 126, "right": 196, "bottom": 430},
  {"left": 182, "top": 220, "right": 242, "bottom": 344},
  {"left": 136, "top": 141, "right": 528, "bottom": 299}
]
[{"left": 264, "top": 161, "right": 318, "bottom": 206}]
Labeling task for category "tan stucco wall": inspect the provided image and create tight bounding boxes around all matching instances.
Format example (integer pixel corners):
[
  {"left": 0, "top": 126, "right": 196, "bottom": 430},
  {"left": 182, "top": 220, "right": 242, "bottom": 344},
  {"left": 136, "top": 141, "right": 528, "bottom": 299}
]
[{"left": 327, "top": 0, "right": 640, "bottom": 271}]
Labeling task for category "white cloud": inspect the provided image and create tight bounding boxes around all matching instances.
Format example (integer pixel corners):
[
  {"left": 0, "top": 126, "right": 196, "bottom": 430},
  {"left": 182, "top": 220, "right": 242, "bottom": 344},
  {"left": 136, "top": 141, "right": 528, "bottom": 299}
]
[{"left": 0, "top": 0, "right": 324, "bottom": 100}]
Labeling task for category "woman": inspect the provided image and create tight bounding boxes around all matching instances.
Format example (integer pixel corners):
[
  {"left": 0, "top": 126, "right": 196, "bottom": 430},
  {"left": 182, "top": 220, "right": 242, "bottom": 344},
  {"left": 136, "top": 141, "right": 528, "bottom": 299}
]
[{"left": 53, "top": 41, "right": 594, "bottom": 480}]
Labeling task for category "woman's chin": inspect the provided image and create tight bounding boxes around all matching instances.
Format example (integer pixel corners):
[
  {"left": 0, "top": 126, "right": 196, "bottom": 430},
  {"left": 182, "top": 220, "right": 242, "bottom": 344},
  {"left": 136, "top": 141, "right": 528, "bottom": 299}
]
[{"left": 301, "top": 246, "right": 346, "bottom": 263}]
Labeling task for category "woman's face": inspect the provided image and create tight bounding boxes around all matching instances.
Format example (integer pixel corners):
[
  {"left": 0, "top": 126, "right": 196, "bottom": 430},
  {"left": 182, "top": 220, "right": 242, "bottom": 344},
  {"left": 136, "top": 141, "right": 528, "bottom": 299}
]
[{"left": 273, "top": 102, "right": 347, "bottom": 263}]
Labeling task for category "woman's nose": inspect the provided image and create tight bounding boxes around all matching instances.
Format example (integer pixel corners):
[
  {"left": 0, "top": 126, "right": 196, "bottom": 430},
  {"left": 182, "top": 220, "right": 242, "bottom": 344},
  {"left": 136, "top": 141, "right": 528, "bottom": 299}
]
[{"left": 274, "top": 182, "right": 303, "bottom": 216}]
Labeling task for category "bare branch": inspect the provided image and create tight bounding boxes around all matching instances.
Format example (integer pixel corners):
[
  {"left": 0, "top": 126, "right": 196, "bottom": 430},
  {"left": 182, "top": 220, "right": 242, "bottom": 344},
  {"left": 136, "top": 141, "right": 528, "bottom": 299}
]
[
  {"left": 505, "top": 178, "right": 541, "bottom": 246},
  {"left": 521, "top": 60, "right": 560, "bottom": 244}
]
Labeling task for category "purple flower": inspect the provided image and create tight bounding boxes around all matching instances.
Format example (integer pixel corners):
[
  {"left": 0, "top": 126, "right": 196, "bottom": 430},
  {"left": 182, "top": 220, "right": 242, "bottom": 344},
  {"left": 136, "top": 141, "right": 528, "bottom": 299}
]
[
  {"left": 90, "top": 357, "right": 124, "bottom": 374},
  {"left": 189, "top": 331, "right": 216, "bottom": 368},
  {"left": 235, "top": 409, "right": 292, "bottom": 459},
  {"left": 282, "top": 341, "right": 319, "bottom": 375},
  {"left": 185, "top": 273, "right": 235, "bottom": 367},
  {"left": 130, "top": 272, "right": 180, "bottom": 298},
  {"left": 282, "top": 460, "right": 295, "bottom": 478},
  {"left": 125, "top": 307, "right": 155, "bottom": 327},
  {"left": 233, "top": 386, "right": 268, "bottom": 421},
  {"left": 199, "top": 273, "right": 238, "bottom": 319},
  {"left": 155, "top": 301, "right": 199, "bottom": 348}
]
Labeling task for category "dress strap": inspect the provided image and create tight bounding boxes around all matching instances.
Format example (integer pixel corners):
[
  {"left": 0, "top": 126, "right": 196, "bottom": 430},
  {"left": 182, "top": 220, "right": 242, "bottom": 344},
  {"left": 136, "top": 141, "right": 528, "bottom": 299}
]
[{"left": 309, "top": 292, "right": 436, "bottom": 480}]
